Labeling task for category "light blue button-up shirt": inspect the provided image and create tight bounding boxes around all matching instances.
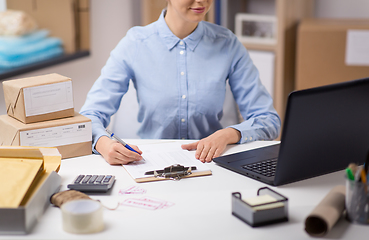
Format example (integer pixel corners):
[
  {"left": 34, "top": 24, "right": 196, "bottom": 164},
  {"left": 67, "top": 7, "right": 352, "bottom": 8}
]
[{"left": 80, "top": 10, "right": 281, "bottom": 153}]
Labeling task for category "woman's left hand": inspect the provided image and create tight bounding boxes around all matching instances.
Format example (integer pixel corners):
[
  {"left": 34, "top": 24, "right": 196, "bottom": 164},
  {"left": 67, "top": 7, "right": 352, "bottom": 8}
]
[{"left": 181, "top": 128, "right": 241, "bottom": 163}]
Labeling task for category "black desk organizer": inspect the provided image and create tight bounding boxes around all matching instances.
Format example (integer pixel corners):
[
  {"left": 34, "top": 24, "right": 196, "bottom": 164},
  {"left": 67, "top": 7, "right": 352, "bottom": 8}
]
[{"left": 232, "top": 187, "right": 288, "bottom": 227}]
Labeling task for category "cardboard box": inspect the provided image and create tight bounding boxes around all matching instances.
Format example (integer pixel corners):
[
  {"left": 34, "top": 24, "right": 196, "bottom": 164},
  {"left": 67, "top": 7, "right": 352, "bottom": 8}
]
[
  {"left": 77, "top": 0, "right": 90, "bottom": 50},
  {"left": 0, "top": 146, "right": 61, "bottom": 234},
  {"left": 6, "top": 0, "right": 78, "bottom": 53},
  {"left": 3, "top": 73, "right": 74, "bottom": 124},
  {"left": 295, "top": 19, "right": 369, "bottom": 90},
  {"left": 0, "top": 171, "right": 60, "bottom": 234},
  {"left": 0, "top": 113, "right": 92, "bottom": 159}
]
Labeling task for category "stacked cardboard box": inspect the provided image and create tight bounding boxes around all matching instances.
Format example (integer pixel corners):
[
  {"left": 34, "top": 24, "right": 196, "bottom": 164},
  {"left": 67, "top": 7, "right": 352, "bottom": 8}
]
[
  {"left": 0, "top": 146, "right": 62, "bottom": 234},
  {"left": 295, "top": 19, "right": 369, "bottom": 90},
  {"left": 0, "top": 73, "right": 92, "bottom": 159}
]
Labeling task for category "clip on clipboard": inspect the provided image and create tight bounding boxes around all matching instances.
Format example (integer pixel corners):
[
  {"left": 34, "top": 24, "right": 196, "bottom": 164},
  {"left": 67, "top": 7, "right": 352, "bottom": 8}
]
[{"left": 144, "top": 164, "right": 197, "bottom": 181}]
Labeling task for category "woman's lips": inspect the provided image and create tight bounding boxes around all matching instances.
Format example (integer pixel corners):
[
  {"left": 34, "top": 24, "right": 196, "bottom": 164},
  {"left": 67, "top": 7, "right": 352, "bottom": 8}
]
[{"left": 191, "top": 7, "right": 205, "bottom": 14}]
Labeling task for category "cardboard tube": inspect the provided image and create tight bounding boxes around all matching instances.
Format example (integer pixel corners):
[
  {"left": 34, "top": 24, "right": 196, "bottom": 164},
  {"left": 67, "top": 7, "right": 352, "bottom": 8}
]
[{"left": 305, "top": 185, "right": 346, "bottom": 237}]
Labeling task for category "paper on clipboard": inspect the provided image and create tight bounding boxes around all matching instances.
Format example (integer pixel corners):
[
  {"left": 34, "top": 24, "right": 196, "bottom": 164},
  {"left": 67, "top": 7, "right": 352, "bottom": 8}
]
[{"left": 122, "top": 142, "right": 212, "bottom": 183}]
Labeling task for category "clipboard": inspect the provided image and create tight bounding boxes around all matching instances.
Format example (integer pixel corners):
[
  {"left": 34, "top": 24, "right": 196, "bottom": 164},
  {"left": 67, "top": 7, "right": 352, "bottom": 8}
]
[
  {"left": 137, "top": 164, "right": 212, "bottom": 183},
  {"left": 122, "top": 142, "right": 212, "bottom": 183}
]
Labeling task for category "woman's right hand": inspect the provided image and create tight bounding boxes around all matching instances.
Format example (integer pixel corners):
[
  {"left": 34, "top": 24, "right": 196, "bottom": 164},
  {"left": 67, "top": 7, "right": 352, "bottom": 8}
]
[{"left": 95, "top": 136, "right": 143, "bottom": 165}]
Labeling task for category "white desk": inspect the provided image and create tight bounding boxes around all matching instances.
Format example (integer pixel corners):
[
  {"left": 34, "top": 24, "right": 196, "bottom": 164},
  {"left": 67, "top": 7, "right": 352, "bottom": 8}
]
[{"left": 1, "top": 140, "right": 368, "bottom": 239}]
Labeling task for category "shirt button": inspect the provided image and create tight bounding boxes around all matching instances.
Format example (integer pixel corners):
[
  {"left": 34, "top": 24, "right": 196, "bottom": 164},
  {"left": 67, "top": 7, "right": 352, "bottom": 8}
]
[
  {"left": 182, "top": 95, "right": 186, "bottom": 99},
  {"left": 245, "top": 137, "right": 248, "bottom": 141},
  {"left": 179, "top": 41, "right": 184, "bottom": 45},
  {"left": 182, "top": 138, "right": 185, "bottom": 140},
  {"left": 181, "top": 72, "right": 184, "bottom": 76},
  {"left": 250, "top": 137, "right": 252, "bottom": 141},
  {"left": 180, "top": 50, "right": 184, "bottom": 55},
  {"left": 181, "top": 118, "right": 186, "bottom": 122}
]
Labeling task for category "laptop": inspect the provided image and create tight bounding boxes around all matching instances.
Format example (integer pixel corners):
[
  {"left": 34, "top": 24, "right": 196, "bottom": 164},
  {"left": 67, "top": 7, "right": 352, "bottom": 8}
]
[{"left": 214, "top": 77, "right": 369, "bottom": 186}]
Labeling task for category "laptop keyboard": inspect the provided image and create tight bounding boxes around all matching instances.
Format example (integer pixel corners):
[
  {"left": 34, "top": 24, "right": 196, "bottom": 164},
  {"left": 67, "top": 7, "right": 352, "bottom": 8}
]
[{"left": 242, "top": 158, "right": 278, "bottom": 177}]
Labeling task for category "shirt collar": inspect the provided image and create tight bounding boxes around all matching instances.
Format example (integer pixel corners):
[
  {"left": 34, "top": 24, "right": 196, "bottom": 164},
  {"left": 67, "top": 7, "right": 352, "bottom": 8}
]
[{"left": 157, "top": 9, "right": 204, "bottom": 52}]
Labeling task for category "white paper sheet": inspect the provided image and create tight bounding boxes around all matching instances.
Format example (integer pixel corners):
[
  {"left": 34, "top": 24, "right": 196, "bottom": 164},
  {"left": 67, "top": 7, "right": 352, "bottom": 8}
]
[
  {"left": 122, "top": 141, "right": 211, "bottom": 180},
  {"left": 345, "top": 29, "right": 369, "bottom": 66}
]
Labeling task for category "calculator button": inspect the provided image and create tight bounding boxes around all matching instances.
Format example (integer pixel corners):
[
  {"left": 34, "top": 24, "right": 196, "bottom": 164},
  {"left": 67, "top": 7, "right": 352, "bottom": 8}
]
[
  {"left": 68, "top": 174, "right": 115, "bottom": 193},
  {"left": 103, "top": 175, "right": 112, "bottom": 183},
  {"left": 74, "top": 175, "right": 85, "bottom": 184},
  {"left": 82, "top": 175, "right": 92, "bottom": 183},
  {"left": 88, "top": 175, "right": 98, "bottom": 184},
  {"left": 95, "top": 175, "right": 105, "bottom": 184}
]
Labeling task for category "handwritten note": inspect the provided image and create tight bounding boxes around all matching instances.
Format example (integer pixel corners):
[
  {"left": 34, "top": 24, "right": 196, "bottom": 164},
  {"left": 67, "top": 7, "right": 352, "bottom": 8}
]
[
  {"left": 120, "top": 196, "right": 174, "bottom": 210},
  {"left": 119, "top": 185, "right": 147, "bottom": 195}
]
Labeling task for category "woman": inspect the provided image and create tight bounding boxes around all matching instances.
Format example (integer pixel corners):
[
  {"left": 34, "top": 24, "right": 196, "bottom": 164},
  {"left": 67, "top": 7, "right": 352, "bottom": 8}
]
[{"left": 80, "top": 0, "right": 281, "bottom": 165}]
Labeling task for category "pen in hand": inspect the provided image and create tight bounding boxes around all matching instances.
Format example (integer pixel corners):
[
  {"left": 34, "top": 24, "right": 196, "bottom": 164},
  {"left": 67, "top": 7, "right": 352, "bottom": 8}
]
[{"left": 106, "top": 129, "right": 141, "bottom": 155}]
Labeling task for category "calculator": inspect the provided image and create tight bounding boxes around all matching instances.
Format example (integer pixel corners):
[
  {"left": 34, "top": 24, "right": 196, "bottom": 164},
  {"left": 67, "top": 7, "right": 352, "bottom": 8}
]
[{"left": 67, "top": 175, "right": 116, "bottom": 193}]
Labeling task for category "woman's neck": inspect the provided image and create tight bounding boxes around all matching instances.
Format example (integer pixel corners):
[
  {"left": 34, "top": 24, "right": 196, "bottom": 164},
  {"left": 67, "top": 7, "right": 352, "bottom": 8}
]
[{"left": 164, "top": 10, "right": 198, "bottom": 39}]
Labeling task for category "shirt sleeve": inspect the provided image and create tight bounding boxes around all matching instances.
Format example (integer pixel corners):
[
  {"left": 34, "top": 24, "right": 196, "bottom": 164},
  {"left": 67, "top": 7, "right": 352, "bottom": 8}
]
[
  {"left": 226, "top": 38, "right": 281, "bottom": 144},
  {"left": 79, "top": 30, "right": 138, "bottom": 153}
]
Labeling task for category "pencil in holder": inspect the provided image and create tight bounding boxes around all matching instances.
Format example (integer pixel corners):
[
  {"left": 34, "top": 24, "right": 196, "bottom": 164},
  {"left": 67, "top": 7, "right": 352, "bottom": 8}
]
[{"left": 345, "top": 178, "right": 369, "bottom": 224}]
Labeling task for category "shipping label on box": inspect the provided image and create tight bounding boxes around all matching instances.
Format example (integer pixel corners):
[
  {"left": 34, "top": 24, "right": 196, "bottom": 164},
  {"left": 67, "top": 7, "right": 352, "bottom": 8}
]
[
  {"left": 20, "top": 122, "right": 91, "bottom": 147},
  {"left": 345, "top": 29, "right": 369, "bottom": 66},
  {"left": 23, "top": 81, "right": 73, "bottom": 117},
  {"left": 3, "top": 73, "right": 74, "bottom": 124},
  {"left": 0, "top": 113, "right": 92, "bottom": 159}
]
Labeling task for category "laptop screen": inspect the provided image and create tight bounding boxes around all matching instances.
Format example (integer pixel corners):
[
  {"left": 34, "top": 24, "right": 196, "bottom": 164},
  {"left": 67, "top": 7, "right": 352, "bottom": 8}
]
[{"left": 274, "top": 77, "right": 369, "bottom": 185}]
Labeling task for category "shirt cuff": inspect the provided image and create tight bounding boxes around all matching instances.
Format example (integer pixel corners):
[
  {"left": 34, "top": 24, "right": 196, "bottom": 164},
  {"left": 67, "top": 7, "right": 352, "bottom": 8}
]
[
  {"left": 228, "top": 118, "right": 255, "bottom": 144},
  {"left": 91, "top": 126, "right": 109, "bottom": 154}
]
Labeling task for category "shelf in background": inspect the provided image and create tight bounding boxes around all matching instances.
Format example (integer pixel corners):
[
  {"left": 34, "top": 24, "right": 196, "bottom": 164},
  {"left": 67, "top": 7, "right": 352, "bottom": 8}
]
[
  {"left": 0, "top": 50, "right": 90, "bottom": 81},
  {"left": 242, "top": 42, "right": 277, "bottom": 52}
]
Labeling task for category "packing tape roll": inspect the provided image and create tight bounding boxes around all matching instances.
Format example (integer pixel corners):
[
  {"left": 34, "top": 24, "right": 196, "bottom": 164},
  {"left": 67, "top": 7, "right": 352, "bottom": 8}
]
[{"left": 61, "top": 199, "right": 104, "bottom": 234}]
